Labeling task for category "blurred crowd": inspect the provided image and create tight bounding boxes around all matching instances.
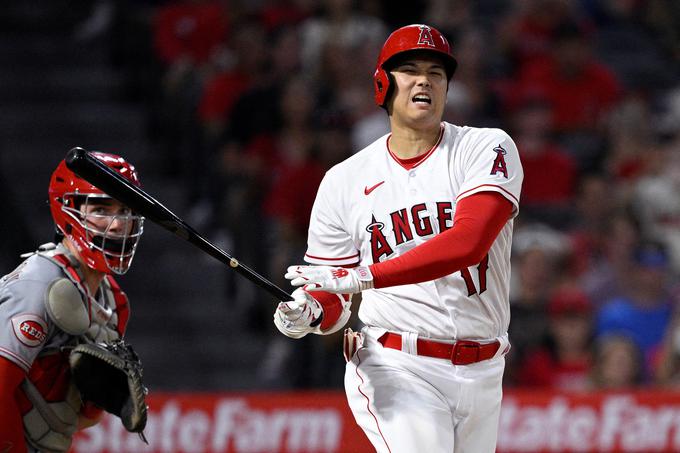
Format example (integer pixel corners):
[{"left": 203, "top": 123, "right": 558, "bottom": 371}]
[{"left": 90, "top": 0, "right": 680, "bottom": 390}]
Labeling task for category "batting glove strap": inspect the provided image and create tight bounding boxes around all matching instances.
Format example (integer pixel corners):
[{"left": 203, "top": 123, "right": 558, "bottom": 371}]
[{"left": 354, "top": 266, "right": 375, "bottom": 291}]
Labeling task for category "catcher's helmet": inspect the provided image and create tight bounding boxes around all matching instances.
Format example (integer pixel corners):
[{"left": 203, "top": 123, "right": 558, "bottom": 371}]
[
  {"left": 373, "top": 24, "right": 457, "bottom": 107},
  {"left": 49, "top": 150, "right": 144, "bottom": 275}
]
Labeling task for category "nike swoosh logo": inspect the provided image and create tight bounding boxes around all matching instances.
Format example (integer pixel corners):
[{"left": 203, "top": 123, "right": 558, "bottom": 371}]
[{"left": 364, "top": 181, "right": 385, "bottom": 195}]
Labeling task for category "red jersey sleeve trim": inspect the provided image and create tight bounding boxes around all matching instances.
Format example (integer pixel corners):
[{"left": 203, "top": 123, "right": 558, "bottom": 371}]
[
  {"left": 305, "top": 252, "right": 360, "bottom": 261},
  {"left": 457, "top": 184, "right": 519, "bottom": 204},
  {"left": 304, "top": 252, "right": 360, "bottom": 266},
  {"left": 0, "top": 347, "right": 30, "bottom": 372},
  {"left": 106, "top": 276, "right": 130, "bottom": 337}
]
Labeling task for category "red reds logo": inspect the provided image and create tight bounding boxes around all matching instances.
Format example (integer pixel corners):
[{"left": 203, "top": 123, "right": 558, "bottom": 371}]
[
  {"left": 21, "top": 321, "right": 46, "bottom": 342},
  {"left": 331, "top": 269, "right": 349, "bottom": 279},
  {"left": 12, "top": 314, "right": 48, "bottom": 347},
  {"left": 417, "top": 25, "right": 436, "bottom": 47}
]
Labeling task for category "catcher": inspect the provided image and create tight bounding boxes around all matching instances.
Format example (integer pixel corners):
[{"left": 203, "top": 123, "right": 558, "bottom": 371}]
[{"left": 0, "top": 152, "right": 148, "bottom": 452}]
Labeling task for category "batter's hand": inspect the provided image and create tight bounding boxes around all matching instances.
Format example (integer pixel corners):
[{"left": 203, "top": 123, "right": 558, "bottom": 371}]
[
  {"left": 285, "top": 265, "right": 374, "bottom": 294},
  {"left": 274, "top": 288, "right": 324, "bottom": 339}
]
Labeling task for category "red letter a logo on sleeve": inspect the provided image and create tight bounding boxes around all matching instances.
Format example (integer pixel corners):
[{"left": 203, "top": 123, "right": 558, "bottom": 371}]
[{"left": 490, "top": 144, "right": 508, "bottom": 178}]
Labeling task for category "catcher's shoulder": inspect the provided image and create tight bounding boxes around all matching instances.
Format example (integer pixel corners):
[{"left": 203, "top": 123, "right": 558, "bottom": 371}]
[
  {"left": 1, "top": 252, "right": 64, "bottom": 293},
  {"left": 0, "top": 256, "right": 65, "bottom": 324}
]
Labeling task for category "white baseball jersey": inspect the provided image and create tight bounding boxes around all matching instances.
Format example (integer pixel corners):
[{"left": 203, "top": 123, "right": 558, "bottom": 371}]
[{"left": 305, "top": 121, "right": 523, "bottom": 340}]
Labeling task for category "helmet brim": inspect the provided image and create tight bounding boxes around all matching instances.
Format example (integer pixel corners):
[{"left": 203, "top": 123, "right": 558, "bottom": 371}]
[{"left": 382, "top": 49, "right": 457, "bottom": 81}]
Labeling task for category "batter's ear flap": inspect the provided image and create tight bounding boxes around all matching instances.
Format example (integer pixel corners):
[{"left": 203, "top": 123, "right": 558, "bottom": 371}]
[{"left": 373, "top": 68, "right": 391, "bottom": 107}]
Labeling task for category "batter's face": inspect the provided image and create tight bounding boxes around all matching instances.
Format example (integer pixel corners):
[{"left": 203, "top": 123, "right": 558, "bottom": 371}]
[{"left": 388, "top": 55, "right": 448, "bottom": 130}]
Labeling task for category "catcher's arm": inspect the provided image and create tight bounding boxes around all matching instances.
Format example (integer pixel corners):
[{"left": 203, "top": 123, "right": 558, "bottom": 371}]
[{"left": 0, "top": 357, "right": 28, "bottom": 452}]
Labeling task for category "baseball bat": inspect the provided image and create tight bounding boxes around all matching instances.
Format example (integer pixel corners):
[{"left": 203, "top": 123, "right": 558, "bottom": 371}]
[{"left": 65, "top": 147, "right": 292, "bottom": 301}]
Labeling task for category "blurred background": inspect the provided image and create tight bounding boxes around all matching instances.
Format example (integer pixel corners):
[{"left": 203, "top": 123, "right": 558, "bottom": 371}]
[{"left": 1, "top": 0, "right": 680, "bottom": 406}]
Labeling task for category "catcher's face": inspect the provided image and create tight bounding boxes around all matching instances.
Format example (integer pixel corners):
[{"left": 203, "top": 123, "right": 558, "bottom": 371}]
[
  {"left": 77, "top": 196, "right": 144, "bottom": 274},
  {"left": 388, "top": 55, "right": 448, "bottom": 130},
  {"left": 81, "top": 198, "right": 135, "bottom": 236}
]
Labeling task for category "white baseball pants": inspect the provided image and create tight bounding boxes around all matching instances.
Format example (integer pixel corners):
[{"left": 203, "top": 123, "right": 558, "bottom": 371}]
[{"left": 344, "top": 327, "right": 505, "bottom": 453}]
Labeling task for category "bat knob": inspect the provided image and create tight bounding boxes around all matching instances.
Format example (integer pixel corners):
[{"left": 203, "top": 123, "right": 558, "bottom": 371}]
[{"left": 65, "top": 147, "right": 88, "bottom": 170}]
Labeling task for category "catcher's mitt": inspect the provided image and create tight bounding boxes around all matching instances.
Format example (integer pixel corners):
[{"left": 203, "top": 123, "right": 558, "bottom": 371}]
[{"left": 69, "top": 339, "right": 148, "bottom": 435}]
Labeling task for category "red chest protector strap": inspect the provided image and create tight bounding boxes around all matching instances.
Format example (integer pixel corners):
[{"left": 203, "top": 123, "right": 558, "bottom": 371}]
[{"left": 105, "top": 275, "right": 129, "bottom": 337}]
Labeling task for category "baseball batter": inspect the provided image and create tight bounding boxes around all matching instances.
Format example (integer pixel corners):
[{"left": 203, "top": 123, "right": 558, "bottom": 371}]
[
  {"left": 274, "top": 24, "right": 523, "bottom": 452},
  {"left": 0, "top": 153, "right": 144, "bottom": 452}
]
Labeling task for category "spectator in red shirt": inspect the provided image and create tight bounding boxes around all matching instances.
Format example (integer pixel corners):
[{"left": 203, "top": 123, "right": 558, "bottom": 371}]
[
  {"left": 257, "top": 0, "right": 312, "bottom": 32},
  {"left": 153, "top": 0, "right": 229, "bottom": 66},
  {"left": 261, "top": 108, "right": 352, "bottom": 289},
  {"left": 263, "top": 110, "right": 352, "bottom": 242},
  {"left": 511, "top": 96, "right": 578, "bottom": 224},
  {"left": 518, "top": 288, "right": 594, "bottom": 391},
  {"left": 509, "top": 22, "right": 621, "bottom": 170},
  {"left": 150, "top": 1, "right": 230, "bottom": 181},
  {"left": 198, "top": 20, "right": 268, "bottom": 138},
  {"left": 513, "top": 22, "right": 621, "bottom": 134},
  {"left": 498, "top": 0, "right": 578, "bottom": 70}
]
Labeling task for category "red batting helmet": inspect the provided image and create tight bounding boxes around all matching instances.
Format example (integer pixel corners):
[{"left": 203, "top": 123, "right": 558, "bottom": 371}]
[
  {"left": 373, "top": 24, "right": 457, "bottom": 107},
  {"left": 49, "top": 150, "right": 144, "bottom": 275}
]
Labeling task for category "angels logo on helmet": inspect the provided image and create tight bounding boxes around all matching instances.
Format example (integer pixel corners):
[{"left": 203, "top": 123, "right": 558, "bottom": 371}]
[{"left": 417, "top": 25, "right": 436, "bottom": 47}]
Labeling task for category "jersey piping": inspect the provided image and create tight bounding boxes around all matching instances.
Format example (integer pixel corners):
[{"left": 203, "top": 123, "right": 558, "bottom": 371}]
[
  {"left": 0, "top": 346, "right": 31, "bottom": 371},
  {"left": 355, "top": 348, "right": 392, "bottom": 452},
  {"left": 305, "top": 252, "right": 360, "bottom": 262}
]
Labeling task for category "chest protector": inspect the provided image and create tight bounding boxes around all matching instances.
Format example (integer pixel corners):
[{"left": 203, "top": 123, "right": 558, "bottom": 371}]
[{"left": 20, "top": 243, "right": 130, "bottom": 452}]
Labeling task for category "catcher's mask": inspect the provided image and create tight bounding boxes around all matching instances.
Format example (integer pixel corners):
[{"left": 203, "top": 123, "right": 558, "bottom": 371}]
[
  {"left": 373, "top": 24, "right": 457, "bottom": 108},
  {"left": 49, "top": 152, "right": 144, "bottom": 275}
]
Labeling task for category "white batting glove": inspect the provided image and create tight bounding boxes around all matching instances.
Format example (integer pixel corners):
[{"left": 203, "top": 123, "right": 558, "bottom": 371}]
[
  {"left": 274, "top": 288, "right": 324, "bottom": 339},
  {"left": 285, "top": 265, "right": 374, "bottom": 294}
]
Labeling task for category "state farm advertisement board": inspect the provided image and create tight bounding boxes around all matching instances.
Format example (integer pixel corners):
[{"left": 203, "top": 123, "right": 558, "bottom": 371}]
[
  {"left": 71, "top": 392, "right": 373, "bottom": 453},
  {"left": 499, "top": 390, "right": 680, "bottom": 452},
  {"left": 72, "top": 390, "right": 680, "bottom": 452}
]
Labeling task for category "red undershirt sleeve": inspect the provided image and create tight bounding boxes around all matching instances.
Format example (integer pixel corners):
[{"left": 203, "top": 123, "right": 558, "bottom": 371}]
[
  {"left": 369, "top": 192, "right": 513, "bottom": 289},
  {"left": 0, "top": 356, "right": 28, "bottom": 452}
]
